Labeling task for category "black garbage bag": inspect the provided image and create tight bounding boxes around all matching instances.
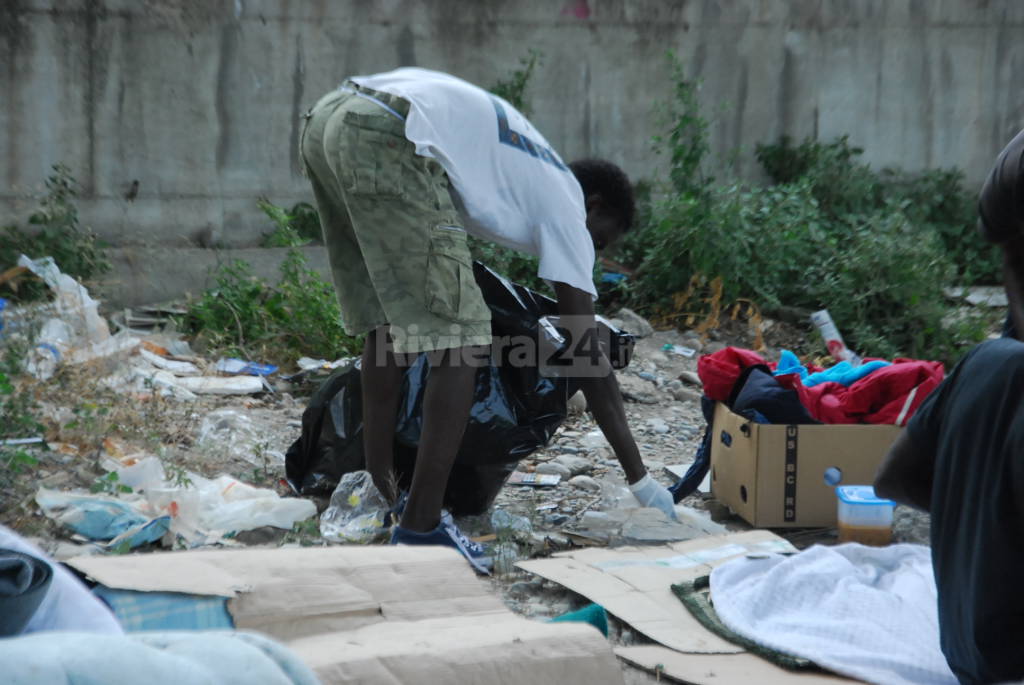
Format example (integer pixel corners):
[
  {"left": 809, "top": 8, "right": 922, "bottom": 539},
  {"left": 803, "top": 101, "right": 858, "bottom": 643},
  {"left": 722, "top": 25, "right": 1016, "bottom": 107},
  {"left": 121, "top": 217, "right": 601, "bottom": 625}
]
[{"left": 285, "top": 262, "right": 634, "bottom": 516}]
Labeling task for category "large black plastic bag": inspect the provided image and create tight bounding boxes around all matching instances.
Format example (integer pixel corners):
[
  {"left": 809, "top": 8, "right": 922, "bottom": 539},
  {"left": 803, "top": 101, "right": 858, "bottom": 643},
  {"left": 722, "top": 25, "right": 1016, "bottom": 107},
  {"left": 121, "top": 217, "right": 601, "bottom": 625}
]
[{"left": 285, "top": 262, "right": 634, "bottom": 516}]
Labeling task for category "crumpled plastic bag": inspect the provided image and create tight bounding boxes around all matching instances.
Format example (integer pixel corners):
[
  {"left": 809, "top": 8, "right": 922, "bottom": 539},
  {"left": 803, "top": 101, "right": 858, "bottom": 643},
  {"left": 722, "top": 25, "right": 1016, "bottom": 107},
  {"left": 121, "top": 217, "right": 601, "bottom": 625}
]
[{"left": 318, "top": 471, "right": 389, "bottom": 544}]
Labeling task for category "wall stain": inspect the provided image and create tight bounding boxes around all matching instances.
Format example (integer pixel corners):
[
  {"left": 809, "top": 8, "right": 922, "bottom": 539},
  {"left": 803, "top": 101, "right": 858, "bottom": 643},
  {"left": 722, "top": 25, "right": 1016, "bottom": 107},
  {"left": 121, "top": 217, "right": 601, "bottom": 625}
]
[
  {"left": 289, "top": 38, "right": 305, "bottom": 177},
  {"left": 731, "top": 60, "right": 748, "bottom": 154},
  {"left": 778, "top": 43, "right": 795, "bottom": 138},
  {"left": 397, "top": 24, "right": 416, "bottom": 66},
  {"left": 83, "top": 0, "right": 102, "bottom": 195},
  {"left": 3, "top": 1, "right": 26, "bottom": 186},
  {"left": 215, "top": 21, "right": 240, "bottom": 170}
]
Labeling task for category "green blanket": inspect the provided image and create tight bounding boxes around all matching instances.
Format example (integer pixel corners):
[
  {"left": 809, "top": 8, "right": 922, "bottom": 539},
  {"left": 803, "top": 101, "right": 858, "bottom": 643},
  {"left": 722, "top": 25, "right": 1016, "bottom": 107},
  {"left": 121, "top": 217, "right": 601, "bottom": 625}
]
[{"left": 671, "top": 576, "right": 819, "bottom": 672}]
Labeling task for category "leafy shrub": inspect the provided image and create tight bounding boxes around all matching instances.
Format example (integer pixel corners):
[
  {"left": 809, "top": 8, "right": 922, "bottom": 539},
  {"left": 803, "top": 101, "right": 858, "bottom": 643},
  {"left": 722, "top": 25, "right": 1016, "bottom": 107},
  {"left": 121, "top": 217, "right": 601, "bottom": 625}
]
[
  {"left": 258, "top": 198, "right": 322, "bottom": 247},
  {"left": 621, "top": 59, "right": 987, "bottom": 363},
  {"left": 1, "top": 165, "right": 109, "bottom": 302},
  {"left": 756, "top": 137, "right": 998, "bottom": 285},
  {"left": 1, "top": 343, "right": 41, "bottom": 487},
  {"left": 179, "top": 248, "right": 361, "bottom": 363},
  {"left": 488, "top": 49, "right": 542, "bottom": 115}
]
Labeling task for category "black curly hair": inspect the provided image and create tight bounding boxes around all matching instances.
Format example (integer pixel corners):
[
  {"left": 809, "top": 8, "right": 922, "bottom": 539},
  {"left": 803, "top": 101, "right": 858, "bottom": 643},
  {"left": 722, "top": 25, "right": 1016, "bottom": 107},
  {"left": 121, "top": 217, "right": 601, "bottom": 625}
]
[{"left": 568, "top": 158, "right": 636, "bottom": 232}]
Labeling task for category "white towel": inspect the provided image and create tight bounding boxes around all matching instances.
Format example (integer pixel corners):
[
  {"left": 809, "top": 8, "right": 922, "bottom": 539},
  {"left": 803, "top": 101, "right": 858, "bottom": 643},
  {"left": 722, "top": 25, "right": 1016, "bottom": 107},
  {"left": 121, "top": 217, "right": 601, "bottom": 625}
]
[{"left": 710, "top": 543, "right": 956, "bottom": 685}]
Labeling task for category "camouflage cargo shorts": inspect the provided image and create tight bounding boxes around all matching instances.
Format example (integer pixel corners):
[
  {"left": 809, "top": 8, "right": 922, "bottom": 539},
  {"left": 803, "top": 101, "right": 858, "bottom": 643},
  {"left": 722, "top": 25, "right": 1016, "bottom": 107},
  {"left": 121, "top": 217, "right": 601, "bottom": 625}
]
[{"left": 299, "top": 83, "right": 492, "bottom": 354}]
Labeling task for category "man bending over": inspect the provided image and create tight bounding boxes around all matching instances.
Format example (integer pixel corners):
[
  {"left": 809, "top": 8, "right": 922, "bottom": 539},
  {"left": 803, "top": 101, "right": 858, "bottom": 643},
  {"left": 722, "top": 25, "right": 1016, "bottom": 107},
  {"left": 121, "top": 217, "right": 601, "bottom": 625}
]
[{"left": 300, "top": 68, "right": 675, "bottom": 573}]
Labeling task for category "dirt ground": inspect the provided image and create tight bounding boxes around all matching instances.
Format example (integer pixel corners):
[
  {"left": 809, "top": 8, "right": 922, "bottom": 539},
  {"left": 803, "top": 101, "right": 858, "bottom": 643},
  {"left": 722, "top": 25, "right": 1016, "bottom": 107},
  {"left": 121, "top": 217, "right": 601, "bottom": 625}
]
[{"left": 2, "top": 311, "right": 936, "bottom": 683}]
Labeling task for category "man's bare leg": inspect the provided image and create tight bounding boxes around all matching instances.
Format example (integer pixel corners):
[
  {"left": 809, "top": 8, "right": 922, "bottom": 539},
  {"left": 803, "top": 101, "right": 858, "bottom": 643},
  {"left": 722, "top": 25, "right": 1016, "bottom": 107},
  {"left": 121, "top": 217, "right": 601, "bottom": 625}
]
[
  {"left": 399, "top": 345, "right": 486, "bottom": 532},
  {"left": 361, "top": 326, "right": 404, "bottom": 504}
]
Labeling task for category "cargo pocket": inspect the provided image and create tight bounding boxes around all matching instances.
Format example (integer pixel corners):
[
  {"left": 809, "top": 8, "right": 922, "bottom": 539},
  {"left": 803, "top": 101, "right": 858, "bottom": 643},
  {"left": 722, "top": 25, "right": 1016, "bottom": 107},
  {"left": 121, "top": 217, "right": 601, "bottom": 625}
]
[
  {"left": 425, "top": 225, "right": 488, "bottom": 323},
  {"left": 343, "top": 110, "right": 408, "bottom": 198}
]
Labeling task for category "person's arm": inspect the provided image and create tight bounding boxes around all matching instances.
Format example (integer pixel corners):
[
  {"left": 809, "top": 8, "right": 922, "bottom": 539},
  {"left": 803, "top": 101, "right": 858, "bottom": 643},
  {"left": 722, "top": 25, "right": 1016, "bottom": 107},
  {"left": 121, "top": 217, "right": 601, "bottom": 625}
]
[
  {"left": 553, "top": 281, "right": 645, "bottom": 483},
  {"left": 873, "top": 428, "right": 936, "bottom": 512},
  {"left": 1002, "top": 236, "right": 1024, "bottom": 340},
  {"left": 552, "top": 281, "right": 677, "bottom": 519}
]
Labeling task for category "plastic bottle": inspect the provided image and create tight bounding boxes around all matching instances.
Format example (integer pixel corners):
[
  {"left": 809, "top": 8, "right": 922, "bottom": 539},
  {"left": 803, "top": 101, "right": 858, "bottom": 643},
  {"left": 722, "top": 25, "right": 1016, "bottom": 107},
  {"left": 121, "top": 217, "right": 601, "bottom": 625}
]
[{"left": 810, "top": 309, "right": 862, "bottom": 367}]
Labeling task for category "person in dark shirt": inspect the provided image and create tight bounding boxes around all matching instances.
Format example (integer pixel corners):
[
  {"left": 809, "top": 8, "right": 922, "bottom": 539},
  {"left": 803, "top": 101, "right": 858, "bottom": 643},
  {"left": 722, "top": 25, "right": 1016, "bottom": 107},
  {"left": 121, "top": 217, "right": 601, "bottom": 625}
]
[
  {"left": 977, "top": 128, "right": 1024, "bottom": 340},
  {"left": 874, "top": 339, "right": 1024, "bottom": 684}
]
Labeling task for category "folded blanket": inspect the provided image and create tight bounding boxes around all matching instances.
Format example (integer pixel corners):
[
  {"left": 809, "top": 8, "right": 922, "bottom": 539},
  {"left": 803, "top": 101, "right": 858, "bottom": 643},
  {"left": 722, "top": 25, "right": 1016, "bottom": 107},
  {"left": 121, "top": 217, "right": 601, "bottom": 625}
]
[{"left": 709, "top": 543, "right": 956, "bottom": 685}]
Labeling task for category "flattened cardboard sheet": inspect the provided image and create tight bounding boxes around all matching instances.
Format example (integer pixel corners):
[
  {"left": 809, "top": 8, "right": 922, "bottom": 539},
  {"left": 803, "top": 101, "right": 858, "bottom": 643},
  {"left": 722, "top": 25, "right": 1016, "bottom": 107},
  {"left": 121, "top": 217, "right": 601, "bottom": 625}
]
[
  {"left": 295, "top": 614, "right": 623, "bottom": 685},
  {"left": 615, "top": 645, "right": 857, "bottom": 684},
  {"left": 70, "top": 545, "right": 626, "bottom": 685},
  {"left": 517, "top": 530, "right": 796, "bottom": 654}
]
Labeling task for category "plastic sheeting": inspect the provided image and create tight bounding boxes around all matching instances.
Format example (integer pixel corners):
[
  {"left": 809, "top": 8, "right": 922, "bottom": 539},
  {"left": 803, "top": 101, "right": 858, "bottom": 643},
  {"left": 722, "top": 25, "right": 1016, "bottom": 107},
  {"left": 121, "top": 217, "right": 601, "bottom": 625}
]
[{"left": 285, "top": 262, "right": 634, "bottom": 516}]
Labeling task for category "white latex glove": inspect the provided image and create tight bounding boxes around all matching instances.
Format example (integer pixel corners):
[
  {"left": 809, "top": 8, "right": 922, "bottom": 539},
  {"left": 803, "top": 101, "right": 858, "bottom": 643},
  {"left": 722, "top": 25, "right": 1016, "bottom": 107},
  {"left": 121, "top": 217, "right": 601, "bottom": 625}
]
[{"left": 629, "top": 474, "right": 678, "bottom": 521}]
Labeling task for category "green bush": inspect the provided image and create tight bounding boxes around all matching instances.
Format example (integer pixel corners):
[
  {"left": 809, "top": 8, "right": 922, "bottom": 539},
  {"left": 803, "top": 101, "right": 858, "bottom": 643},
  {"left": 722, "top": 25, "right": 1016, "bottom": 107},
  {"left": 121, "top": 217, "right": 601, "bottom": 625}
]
[
  {"left": 258, "top": 198, "right": 322, "bottom": 247},
  {"left": 620, "top": 59, "right": 988, "bottom": 363},
  {"left": 179, "top": 248, "right": 361, "bottom": 363},
  {"left": 1, "top": 164, "right": 109, "bottom": 302},
  {"left": 756, "top": 136, "right": 998, "bottom": 285}
]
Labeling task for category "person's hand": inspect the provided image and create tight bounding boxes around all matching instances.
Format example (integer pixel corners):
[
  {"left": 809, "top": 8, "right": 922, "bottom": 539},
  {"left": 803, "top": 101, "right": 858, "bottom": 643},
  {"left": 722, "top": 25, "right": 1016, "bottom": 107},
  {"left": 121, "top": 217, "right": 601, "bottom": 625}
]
[{"left": 629, "top": 473, "right": 678, "bottom": 520}]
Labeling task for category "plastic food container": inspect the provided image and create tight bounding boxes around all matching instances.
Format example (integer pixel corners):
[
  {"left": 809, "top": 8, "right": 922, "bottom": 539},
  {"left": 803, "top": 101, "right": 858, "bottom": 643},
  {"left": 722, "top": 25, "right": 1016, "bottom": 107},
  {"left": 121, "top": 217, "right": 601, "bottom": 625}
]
[{"left": 836, "top": 485, "right": 895, "bottom": 546}]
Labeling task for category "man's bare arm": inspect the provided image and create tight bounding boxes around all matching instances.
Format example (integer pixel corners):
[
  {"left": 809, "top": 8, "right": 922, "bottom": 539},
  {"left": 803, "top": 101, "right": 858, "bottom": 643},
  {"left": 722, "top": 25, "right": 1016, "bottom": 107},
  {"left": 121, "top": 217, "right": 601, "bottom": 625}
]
[
  {"left": 553, "top": 282, "right": 646, "bottom": 484},
  {"left": 873, "top": 429, "right": 935, "bottom": 512}
]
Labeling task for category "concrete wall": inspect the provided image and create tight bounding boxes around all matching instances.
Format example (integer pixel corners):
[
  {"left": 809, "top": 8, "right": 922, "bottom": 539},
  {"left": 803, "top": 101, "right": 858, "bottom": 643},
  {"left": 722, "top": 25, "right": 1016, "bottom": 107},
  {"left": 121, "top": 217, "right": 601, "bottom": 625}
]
[{"left": 3, "top": 0, "right": 1024, "bottom": 305}]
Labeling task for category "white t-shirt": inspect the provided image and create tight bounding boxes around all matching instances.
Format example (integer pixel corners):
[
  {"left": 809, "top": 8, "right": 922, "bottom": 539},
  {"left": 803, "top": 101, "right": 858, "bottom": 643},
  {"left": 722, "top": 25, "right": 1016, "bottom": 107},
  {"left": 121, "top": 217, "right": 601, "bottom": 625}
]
[{"left": 350, "top": 68, "right": 597, "bottom": 297}]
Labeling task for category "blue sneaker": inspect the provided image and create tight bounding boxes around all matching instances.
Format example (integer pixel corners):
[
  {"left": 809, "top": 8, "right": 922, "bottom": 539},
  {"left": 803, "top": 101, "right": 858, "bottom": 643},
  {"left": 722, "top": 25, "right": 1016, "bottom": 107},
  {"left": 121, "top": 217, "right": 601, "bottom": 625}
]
[{"left": 391, "top": 514, "right": 493, "bottom": 575}]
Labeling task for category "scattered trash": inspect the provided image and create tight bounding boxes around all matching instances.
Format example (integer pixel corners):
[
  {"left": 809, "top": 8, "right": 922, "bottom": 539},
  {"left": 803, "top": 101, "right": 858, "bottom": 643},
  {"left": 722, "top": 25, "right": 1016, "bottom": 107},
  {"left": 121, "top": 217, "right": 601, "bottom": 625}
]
[
  {"left": 507, "top": 472, "right": 561, "bottom": 487},
  {"left": 1, "top": 437, "right": 44, "bottom": 446},
  {"left": 139, "top": 348, "right": 200, "bottom": 376},
  {"left": 810, "top": 309, "right": 862, "bottom": 366},
  {"left": 18, "top": 255, "right": 114, "bottom": 380},
  {"left": 175, "top": 375, "right": 265, "bottom": 395},
  {"left": 34, "top": 490, "right": 170, "bottom": 551},
  {"left": 35, "top": 457, "right": 316, "bottom": 548},
  {"left": 662, "top": 344, "right": 696, "bottom": 358},
  {"left": 196, "top": 409, "right": 282, "bottom": 467},
  {"left": 214, "top": 358, "right": 278, "bottom": 376},
  {"left": 319, "top": 471, "right": 389, "bottom": 544},
  {"left": 564, "top": 506, "right": 727, "bottom": 546}
]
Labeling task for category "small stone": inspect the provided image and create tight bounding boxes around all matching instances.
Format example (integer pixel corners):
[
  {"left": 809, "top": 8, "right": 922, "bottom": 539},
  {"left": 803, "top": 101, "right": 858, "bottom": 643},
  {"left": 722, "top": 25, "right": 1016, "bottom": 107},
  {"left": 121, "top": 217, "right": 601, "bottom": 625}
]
[
  {"left": 646, "top": 418, "right": 671, "bottom": 434},
  {"left": 648, "top": 350, "right": 669, "bottom": 365},
  {"left": 536, "top": 462, "right": 572, "bottom": 480},
  {"left": 678, "top": 371, "right": 702, "bottom": 387},
  {"left": 558, "top": 445, "right": 583, "bottom": 455},
  {"left": 580, "top": 430, "right": 609, "bottom": 450},
  {"left": 566, "top": 391, "right": 588, "bottom": 415},
  {"left": 553, "top": 454, "right": 593, "bottom": 476},
  {"left": 614, "top": 308, "right": 655, "bottom": 338},
  {"left": 672, "top": 387, "right": 702, "bottom": 403},
  {"left": 543, "top": 513, "right": 571, "bottom": 527},
  {"left": 568, "top": 475, "right": 601, "bottom": 493}
]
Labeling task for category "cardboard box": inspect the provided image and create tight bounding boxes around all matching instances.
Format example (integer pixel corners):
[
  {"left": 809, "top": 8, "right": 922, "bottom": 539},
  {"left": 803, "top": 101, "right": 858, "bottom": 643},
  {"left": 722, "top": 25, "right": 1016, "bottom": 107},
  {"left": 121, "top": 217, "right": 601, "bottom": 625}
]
[{"left": 710, "top": 402, "right": 902, "bottom": 528}]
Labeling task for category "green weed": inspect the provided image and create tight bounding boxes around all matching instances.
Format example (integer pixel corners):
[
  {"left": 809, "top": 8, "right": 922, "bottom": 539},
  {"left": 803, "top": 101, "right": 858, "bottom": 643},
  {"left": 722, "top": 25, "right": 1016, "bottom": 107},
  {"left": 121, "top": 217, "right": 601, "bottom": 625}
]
[
  {"left": 90, "top": 471, "right": 133, "bottom": 495},
  {"left": 1, "top": 165, "right": 109, "bottom": 302},
  {"left": 179, "top": 246, "right": 361, "bottom": 364},
  {"left": 258, "top": 197, "right": 322, "bottom": 247},
  {"left": 617, "top": 56, "right": 989, "bottom": 364}
]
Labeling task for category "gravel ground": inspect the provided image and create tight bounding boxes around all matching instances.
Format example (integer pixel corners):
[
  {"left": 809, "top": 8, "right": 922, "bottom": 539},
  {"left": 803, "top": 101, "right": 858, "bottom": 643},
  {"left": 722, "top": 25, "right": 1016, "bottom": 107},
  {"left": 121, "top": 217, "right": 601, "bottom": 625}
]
[{"left": 2, "top": 315, "right": 932, "bottom": 683}]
